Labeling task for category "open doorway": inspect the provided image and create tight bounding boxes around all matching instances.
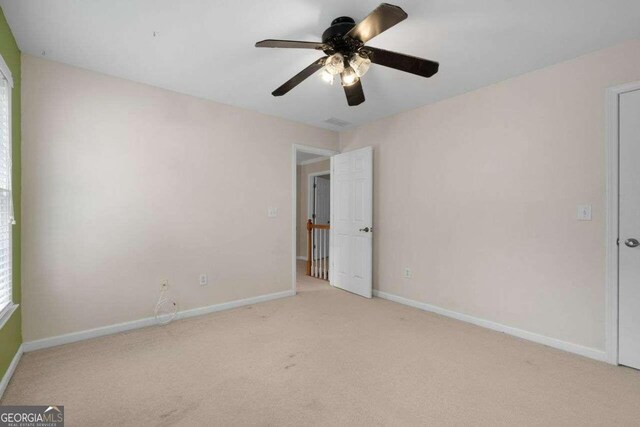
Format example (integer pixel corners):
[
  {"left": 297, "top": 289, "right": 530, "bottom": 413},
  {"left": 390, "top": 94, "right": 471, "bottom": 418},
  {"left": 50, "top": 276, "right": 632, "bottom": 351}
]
[
  {"left": 307, "top": 171, "right": 330, "bottom": 278},
  {"left": 292, "top": 145, "right": 338, "bottom": 293}
]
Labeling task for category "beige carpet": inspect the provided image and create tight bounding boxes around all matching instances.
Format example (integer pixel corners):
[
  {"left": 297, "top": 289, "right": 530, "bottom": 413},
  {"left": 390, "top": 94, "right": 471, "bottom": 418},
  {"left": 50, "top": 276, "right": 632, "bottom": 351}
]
[{"left": 3, "top": 262, "right": 640, "bottom": 426}]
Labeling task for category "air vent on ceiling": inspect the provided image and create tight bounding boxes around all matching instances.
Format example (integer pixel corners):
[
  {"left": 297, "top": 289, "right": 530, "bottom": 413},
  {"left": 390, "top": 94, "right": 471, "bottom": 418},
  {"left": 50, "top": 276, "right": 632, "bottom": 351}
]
[{"left": 324, "top": 117, "right": 351, "bottom": 127}]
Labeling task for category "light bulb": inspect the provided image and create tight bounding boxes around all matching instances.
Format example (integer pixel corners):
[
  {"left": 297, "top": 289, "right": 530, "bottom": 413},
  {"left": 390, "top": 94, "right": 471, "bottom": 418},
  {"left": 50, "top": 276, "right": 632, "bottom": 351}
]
[
  {"left": 324, "top": 53, "right": 345, "bottom": 75},
  {"left": 340, "top": 67, "right": 359, "bottom": 87},
  {"left": 321, "top": 69, "right": 334, "bottom": 85},
  {"left": 349, "top": 52, "right": 372, "bottom": 77}
]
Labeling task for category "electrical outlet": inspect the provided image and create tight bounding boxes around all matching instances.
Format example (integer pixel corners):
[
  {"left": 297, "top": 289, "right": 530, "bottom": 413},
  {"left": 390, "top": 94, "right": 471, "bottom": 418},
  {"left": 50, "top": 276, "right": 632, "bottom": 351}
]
[
  {"left": 161, "top": 279, "right": 169, "bottom": 290},
  {"left": 403, "top": 268, "right": 413, "bottom": 279},
  {"left": 199, "top": 274, "right": 208, "bottom": 286}
]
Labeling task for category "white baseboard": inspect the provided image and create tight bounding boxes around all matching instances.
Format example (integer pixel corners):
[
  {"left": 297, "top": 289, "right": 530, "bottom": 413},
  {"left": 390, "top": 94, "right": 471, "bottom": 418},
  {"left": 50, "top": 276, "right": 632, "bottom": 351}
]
[
  {"left": 23, "top": 290, "right": 295, "bottom": 353},
  {"left": 0, "top": 344, "right": 23, "bottom": 400},
  {"left": 374, "top": 290, "right": 606, "bottom": 362},
  {"left": 176, "top": 290, "right": 294, "bottom": 320},
  {"left": 296, "top": 256, "right": 307, "bottom": 261}
]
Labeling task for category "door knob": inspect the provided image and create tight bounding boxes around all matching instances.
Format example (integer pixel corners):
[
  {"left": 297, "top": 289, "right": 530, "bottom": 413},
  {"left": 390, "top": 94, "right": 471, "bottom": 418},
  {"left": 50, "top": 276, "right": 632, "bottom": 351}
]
[
  {"left": 625, "top": 238, "right": 640, "bottom": 248},
  {"left": 359, "top": 227, "right": 371, "bottom": 233}
]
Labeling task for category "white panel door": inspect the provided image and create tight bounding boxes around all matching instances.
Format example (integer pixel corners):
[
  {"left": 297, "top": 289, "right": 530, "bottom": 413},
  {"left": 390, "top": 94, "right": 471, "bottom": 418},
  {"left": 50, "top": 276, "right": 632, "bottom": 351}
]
[
  {"left": 330, "top": 147, "right": 373, "bottom": 298},
  {"left": 619, "top": 89, "right": 640, "bottom": 369}
]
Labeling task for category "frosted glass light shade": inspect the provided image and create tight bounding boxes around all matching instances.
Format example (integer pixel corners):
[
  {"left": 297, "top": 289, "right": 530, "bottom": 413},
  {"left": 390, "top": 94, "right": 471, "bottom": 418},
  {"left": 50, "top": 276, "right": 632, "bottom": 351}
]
[
  {"left": 324, "top": 53, "right": 345, "bottom": 75},
  {"left": 321, "top": 69, "right": 334, "bottom": 85},
  {"left": 340, "top": 67, "right": 359, "bottom": 86},
  {"left": 350, "top": 53, "right": 371, "bottom": 77}
]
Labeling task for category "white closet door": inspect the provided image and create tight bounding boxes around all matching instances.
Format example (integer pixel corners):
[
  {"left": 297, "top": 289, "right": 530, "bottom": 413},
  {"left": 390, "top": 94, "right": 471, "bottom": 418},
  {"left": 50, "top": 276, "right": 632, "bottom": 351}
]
[{"left": 619, "top": 89, "right": 640, "bottom": 369}]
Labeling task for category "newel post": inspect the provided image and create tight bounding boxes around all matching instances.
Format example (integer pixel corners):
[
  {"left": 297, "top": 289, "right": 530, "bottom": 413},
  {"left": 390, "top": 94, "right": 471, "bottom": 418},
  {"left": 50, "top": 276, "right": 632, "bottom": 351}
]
[{"left": 306, "top": 219, "right": 313, "bottom": 276}]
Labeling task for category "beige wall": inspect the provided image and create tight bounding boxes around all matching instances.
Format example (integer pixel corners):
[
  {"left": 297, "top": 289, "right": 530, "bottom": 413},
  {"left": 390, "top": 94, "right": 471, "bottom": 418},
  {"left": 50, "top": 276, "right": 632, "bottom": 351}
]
[
  {"left": 296, "top": 159, "right": 330, "bottom": 258},
  {"left": 21, "top": 55, "right": 338, "bottom": 341},
  {"left": 340, "top": 40, "right": 640, "bottom": 352},
  {"left": 22, "top": 39, "right": 640, "bottom": 351}
]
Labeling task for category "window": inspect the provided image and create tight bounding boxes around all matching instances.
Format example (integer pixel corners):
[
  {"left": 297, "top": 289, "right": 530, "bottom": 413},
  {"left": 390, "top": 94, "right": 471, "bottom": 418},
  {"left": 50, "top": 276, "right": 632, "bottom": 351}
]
[{"left": 0, "top": 55, "right": 13, "bottom": 321}]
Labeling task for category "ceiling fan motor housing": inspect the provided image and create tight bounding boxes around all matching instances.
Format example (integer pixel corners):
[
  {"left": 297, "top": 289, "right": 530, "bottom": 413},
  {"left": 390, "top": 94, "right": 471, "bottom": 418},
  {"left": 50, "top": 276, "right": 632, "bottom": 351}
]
[{"left": 322, "top": 17, "right": 362, "bottom": 55}]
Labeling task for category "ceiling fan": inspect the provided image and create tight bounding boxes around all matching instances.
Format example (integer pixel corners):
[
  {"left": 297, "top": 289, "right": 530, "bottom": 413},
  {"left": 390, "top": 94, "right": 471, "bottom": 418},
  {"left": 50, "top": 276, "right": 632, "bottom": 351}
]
[{"left": 255, "top": 3, "right": 439, "bottom": 106}]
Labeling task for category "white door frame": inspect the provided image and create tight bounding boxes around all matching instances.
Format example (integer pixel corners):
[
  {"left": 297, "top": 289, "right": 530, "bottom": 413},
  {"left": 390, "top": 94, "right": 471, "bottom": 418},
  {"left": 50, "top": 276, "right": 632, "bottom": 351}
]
[
  {"left": 605, "top": 80, "right": 640, "bottom": 365},
  {"left": 292, "top": 144, "right": 339, "bottom": 293}
]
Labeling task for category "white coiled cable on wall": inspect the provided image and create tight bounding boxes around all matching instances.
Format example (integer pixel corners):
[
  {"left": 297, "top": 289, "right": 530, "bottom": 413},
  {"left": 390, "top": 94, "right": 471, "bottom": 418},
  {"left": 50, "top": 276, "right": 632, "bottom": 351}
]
[{"left": 154, "top": 286, "right": 178, "bottom": 325}]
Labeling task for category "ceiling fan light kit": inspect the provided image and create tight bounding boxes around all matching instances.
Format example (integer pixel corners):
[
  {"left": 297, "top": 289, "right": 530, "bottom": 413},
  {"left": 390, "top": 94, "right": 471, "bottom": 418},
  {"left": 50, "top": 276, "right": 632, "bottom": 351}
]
[
  {"left": 340, "top": 66, "right": 359, "bottom": 87},
  {"left": 350, "top": 52, "right": 372, "bottom": 77},
  {"left": 321, "top": 69, "right": 335, "bottom": 85},
  {"left": 255, "top": 3, "right": 439, "bottom": 106},
  {"left": 325, "top": 53, "right": 345, "bottom": 75}
]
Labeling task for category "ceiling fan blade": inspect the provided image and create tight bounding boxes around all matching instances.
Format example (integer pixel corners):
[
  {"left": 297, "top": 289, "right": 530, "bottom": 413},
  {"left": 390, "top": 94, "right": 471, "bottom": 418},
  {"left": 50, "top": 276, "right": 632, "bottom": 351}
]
[
  {"left": 256, "top": 39, "right": 329, "bottom": 50},
  {"left": 344, "top": 79, "right": 365, "bottom": 106},
  {"left": 345, "top": 3, "right": 408, "bottom": 44},
  {"left": 366, "top": 47, "right": 439, "bottom": 78},
  {"left": 272, "top": 57, "right": 328, "bottom": 97}
]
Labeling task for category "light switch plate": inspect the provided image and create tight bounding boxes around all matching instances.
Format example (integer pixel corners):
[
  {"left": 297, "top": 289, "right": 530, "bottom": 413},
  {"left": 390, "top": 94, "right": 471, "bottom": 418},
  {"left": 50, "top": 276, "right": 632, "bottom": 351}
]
[
  {"left": 267, "top": 207, "right": 278, "bottom": 218},
  {"left": 199, "top": 274, "right": 208, "bottom": 286},
  {"left": 577, "top": 205, "right": 592, "bottom": 221}
]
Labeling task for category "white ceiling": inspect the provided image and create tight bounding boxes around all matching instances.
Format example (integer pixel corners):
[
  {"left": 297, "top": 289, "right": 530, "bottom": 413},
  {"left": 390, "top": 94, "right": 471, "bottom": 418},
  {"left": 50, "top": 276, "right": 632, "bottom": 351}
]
[
  {"left": 296, "top": 152, "right": 326, "bottom": 165},
  {"left": 3, "top": 0, "right": 640, "bottom": 130}
]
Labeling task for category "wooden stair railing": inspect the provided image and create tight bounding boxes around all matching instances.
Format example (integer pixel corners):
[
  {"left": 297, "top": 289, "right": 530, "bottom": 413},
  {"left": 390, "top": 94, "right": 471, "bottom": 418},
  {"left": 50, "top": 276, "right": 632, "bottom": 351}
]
[{"left": 306, "top": 219, "right": 330, "bottom": 280}]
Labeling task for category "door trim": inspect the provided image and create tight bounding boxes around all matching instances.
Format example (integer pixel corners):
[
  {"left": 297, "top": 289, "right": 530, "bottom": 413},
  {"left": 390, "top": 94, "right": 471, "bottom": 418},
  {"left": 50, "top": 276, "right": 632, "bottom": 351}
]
[
  {"left": 605, "top": 81, "right": 640, "bottom": 365},
  {"left": 292, "top": 144, "right": 339, "bottom": 294}
]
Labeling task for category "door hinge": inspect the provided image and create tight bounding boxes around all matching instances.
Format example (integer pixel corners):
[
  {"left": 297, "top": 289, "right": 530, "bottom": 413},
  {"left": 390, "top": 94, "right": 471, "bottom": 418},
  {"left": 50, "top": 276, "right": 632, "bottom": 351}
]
[
  {"left": 617, "top": 238, "right": 620, "bottom": 246},
  {"left": 312, "top": 213, "right": 316, "bottom": 219},
  {"left": 313, "top": 183, "right": 317, "bottom": 189}
]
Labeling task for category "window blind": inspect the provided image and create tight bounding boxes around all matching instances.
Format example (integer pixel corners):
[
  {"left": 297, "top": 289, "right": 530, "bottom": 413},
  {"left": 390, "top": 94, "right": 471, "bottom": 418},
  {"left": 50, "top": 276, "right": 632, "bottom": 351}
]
[{"left": 0, "top": 75, "right": 12, "bottom": 315}]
